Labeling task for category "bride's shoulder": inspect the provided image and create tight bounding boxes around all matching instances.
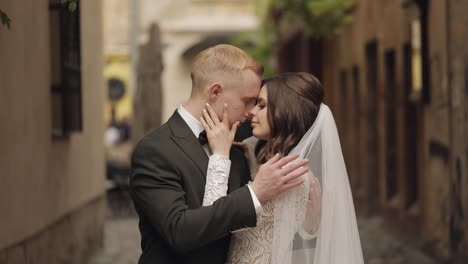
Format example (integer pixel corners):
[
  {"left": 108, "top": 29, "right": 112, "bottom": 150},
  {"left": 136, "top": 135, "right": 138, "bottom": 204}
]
[
  {"left": 242, "top": 136, "right": 259, "bottom": 149},
  {"left": 242, "top": 137, "right": 259, "bottom": 176}
]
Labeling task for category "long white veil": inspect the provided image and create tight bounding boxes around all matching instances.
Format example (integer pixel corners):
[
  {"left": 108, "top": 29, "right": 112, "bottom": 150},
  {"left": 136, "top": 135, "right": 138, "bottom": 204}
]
[{"left": 271, "top": 104, "right": 364, "bottom": 264}]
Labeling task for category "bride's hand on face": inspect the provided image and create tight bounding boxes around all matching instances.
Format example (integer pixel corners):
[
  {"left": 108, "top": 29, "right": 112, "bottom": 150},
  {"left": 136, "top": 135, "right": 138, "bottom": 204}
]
[{"left": 200, "top": 103, "right": 239, "bottom": 158}]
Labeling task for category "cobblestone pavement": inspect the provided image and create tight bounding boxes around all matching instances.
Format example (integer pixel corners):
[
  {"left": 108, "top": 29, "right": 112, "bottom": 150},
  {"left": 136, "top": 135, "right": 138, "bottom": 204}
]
[
  {"left": 88, "top": 213, "right": 439, "bottom": 264},
  {"left": 358, "top": 217, "right": 437, "bottom": 264},
  {"left": 88, "top": 190, "right": 140, "bottom": 264},
  {"left": 88, "top": 217, "right": 140, "bottom": 264}
]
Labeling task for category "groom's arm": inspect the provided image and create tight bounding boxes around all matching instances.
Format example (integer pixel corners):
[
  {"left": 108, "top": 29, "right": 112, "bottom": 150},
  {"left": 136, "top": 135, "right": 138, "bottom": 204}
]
[{"left": 130, "top": 142, "right": 257, "bottom": 254}]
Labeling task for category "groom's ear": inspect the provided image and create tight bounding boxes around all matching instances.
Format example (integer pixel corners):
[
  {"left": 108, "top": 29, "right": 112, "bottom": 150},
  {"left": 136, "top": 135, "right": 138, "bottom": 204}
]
[{"left": 208, "top": 82, "right": 223, "bottom": 101}]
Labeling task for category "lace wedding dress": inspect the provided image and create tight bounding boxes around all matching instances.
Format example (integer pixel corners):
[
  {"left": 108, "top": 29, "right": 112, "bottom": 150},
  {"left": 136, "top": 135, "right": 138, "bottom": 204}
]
[
  {"left": 202, "top": 137, "right": 316, "bottom": 264},
  {"left": 202, "top": 104, "right": 364, "bottom": 264}
]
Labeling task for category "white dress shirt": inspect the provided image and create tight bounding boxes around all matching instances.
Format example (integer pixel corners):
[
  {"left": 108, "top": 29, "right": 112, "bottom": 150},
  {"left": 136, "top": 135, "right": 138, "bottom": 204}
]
[{"left": 177, "top": 105, "right": 262, "bottom": 213}]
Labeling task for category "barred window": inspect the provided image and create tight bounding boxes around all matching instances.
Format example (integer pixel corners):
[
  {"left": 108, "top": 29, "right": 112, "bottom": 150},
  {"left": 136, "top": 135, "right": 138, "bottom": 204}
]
[{"left": 49, "top": 0, "right": 82, "bottom": 138}]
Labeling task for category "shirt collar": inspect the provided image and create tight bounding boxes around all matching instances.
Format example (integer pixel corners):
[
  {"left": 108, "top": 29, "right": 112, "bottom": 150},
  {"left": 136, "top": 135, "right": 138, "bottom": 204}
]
[{"left": 177, "top": 105, "right": 204, "bottom": 138}]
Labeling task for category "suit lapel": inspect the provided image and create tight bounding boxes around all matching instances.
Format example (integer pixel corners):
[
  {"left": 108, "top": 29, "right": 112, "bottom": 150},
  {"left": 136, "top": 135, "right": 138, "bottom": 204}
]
[{"left": 168, "top": 111, "right": 209, "bottom": 179}]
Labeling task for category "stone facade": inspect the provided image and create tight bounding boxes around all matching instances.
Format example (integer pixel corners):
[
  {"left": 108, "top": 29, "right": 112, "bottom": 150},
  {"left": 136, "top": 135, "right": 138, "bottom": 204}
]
[
  {"left": 271, "top": 0, "right": 468, "bottom": 261},
  {"left": 0, "top": 0, "right": 106, "bottom": 262},
  {"left": 325, "top": 0, "right": 468, "bottom": 261},
  {"left": 0, "top": 197, "right": 105, "bottom": 264}
]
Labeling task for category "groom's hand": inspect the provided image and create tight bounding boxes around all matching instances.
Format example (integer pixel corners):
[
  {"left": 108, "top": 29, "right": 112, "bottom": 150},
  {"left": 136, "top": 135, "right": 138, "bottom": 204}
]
[{"left": 250, "top": 153, "right": 309, "bottom": 204}]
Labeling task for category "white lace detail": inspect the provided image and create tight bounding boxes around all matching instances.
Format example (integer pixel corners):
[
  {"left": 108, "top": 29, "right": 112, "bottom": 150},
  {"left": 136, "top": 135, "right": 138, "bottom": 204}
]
[
  {"left": 224, "top": 137, "right": 315, "bottom": 264},
  {"left": 271, "top": 104, "right": 363, "bottom": 264},
  {"left": 202, "top": 154, "right": 231, "bottom": 206},
  {"left": 227, "top": 171, "right": 310, "bottom": 264},
  {"left": 202, "top": 103, "right": 364, "bottom": 264},
  {"left": 201, "top": 137, "right": 321, "bottom": 264}
]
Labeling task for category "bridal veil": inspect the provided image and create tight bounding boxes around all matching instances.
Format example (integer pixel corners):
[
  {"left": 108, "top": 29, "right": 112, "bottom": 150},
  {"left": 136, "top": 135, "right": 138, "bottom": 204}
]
[{"left": 271, "top": 104, "right": 364, "bottom": 264}]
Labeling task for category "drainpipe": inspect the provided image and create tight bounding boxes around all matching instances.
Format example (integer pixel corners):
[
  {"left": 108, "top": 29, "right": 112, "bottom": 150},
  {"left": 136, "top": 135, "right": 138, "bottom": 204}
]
[{"left": 129, "top": 0, "right": 139, "bottom": 96}]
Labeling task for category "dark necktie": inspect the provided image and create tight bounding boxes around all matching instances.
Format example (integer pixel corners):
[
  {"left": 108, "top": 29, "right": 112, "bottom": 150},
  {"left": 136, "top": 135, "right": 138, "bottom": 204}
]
[{"left": 198, "top": 130, "right": 208, "bottom": 145}]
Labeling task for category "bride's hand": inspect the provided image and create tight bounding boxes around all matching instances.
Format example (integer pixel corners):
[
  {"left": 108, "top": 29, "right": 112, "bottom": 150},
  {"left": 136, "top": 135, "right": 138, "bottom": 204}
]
[{"left": 200, "top": 103, "right": 239, "bottom": 158}]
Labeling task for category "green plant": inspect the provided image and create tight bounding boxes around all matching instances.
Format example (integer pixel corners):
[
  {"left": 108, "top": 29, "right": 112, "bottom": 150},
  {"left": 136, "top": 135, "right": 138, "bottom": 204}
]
[
  {"left": 0, "top": 10, "right": 11, "bottom": 29},
  {"left": 231, "top": 26, "right": 276, "bottom": 78},
  {"left": 231, "top": 0, "right": 354, "bottom": 76},
  {"left": 61, "top": 0, "right": 78, "bottom": 12},
  {"left": 1, "top": 0, "right": 78, "bottom": 29},
  {"left": 266, "top": 0, "right": 355, "bottom": 37}
]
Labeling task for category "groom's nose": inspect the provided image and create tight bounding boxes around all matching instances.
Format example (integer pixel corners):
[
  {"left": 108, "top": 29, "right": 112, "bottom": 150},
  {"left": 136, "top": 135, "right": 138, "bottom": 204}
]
[{"left": 245, "top": 111, "right": 254, "bottom": 120}]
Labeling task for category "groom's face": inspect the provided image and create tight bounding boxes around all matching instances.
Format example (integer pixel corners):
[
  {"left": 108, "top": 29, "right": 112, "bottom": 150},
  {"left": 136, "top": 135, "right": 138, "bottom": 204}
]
[{"left": 216, "top": 69, "right": 261, "bottom": 125}]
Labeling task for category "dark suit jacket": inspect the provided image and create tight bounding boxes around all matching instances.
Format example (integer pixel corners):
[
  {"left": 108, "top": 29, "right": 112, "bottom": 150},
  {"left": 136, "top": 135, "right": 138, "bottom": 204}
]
[{"left": 130, "top": 111, "right": 257, "bottom": 264}]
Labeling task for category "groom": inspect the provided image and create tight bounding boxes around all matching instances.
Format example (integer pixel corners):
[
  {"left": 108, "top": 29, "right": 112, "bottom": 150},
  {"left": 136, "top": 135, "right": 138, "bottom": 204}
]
[{"left": 130, "top": 44, "right": 309, "bottom": 264}]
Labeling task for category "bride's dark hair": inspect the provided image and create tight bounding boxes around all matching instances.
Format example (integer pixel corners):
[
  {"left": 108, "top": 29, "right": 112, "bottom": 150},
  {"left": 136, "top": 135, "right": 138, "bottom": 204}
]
[{"left": 255, "top": 72, "right": 324, "bottom": 164}]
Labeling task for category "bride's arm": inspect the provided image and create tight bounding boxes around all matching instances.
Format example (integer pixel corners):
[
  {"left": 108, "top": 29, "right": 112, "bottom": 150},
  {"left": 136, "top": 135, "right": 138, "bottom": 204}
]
[
  {"left": 202, "top": 138, "right": 257, "bottom": 206},
  {"left": 200, "top": 104, "right": 238, "bottom": 206},
  {"left": 202, "top": 154, "right": 231, "bottom": 206},
  {"left": 200, "top": 105, "right": 259, "bottom": 212},
  {"left": 300, "top": 172, "right": 322, "bottom": 238}
]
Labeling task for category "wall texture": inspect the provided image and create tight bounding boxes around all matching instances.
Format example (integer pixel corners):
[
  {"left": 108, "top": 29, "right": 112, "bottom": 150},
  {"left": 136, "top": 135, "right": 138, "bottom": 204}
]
[{"left": 0, "top": 0, "right": 106, "bottom": 261}]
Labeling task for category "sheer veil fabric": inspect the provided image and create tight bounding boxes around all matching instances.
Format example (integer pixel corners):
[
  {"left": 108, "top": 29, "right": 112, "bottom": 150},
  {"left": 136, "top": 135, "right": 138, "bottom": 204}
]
[{"left": 271, "top": 104, "right": 364, "bottom": 264}]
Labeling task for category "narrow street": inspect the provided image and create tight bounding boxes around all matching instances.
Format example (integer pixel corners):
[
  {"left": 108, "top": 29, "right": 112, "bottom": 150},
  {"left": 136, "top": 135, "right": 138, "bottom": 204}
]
[
  {"left": 88, "top": 191, "right": 140, "bottom": 264},
  {"left": 88, "top": 195, "right": 438, "bottom": 264},
  {"left": 358, "top": 217, "right": 437, "bottom": 264},
  {"left": 88, "top": 217, "right": 140, "bottom": 264}
]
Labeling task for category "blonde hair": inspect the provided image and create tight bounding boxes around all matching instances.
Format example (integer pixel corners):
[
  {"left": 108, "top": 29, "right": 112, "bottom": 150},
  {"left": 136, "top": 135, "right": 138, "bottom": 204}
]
[{"left": 190, "top": 44, "right": 264, "bottom": 92}]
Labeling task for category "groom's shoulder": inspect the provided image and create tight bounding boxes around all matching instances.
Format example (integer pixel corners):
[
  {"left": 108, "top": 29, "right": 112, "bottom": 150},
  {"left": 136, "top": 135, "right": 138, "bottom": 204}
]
[
  {"left": 132, "top": 122, "right": 172, "bottom": 157},
  {"left": 145, "top": 122, "right": 172, "bottom": 141}
]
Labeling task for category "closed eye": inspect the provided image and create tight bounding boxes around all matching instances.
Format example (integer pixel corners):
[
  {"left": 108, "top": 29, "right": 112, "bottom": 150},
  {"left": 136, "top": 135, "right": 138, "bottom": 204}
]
[{"left": 243, "top": 98, "right": 257, "bottom": 105}]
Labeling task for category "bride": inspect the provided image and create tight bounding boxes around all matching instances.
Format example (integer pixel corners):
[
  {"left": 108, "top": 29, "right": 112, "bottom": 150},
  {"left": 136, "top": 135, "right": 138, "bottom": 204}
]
[{"left": 200, "top": 72, "right": 364, "bottom": 264}]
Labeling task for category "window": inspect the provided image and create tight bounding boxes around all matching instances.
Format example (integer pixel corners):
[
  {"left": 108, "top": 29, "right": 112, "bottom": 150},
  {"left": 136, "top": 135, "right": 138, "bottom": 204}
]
[
  {"left": 402, "top": 0, "right": 430, "bottom": 103},
  {"left": 410, "top": 19, "right": 423, "bottom": 97},
  {"left": 352, "top": 66, "right": 361, "bottom": 189},
  {"left": 465, "top": 57, "right": 468, "bottom": 97},
  {"left": 403, "top": 42, "right": 420, "bottom": 211},
  {"left": 385, "top": 49, "right": 398, "bottom": 202},
  {"left": 49, "top": 0, "right": 82, "bottom": 138},
  {"left": 365, "top": 40, "right": 380, "bottom": 208},
  {"left": 339, "top": 69, "right": 348, "bottom": 133}
]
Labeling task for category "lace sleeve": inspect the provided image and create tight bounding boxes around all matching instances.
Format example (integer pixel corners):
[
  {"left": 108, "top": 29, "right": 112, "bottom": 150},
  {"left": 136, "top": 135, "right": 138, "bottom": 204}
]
[
  {"left": 202, "top": 154, "right": 231, "bottom": 206},
  {"left": 298, "top": 171, "right": 321, "bottom": 240}
]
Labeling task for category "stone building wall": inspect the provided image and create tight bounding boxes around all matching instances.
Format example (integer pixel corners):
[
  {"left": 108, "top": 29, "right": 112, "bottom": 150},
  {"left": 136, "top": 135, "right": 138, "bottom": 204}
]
[
  {"left": 327, "top": 0, "right": 468, "bottom": 260},
  {"left": 0, "top": 0, "right": 106, "bottom": 262}
]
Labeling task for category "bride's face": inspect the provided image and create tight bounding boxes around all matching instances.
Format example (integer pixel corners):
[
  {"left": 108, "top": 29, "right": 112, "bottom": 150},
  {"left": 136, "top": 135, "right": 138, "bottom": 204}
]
[{"left": 249, "top": 86, "right": 270, "bottom": 140}]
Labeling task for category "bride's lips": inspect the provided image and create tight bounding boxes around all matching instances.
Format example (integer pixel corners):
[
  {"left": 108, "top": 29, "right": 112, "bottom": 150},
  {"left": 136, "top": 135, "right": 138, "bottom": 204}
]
[{"left": 251, "top": 121, "right": 258, "bottom": 127}]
